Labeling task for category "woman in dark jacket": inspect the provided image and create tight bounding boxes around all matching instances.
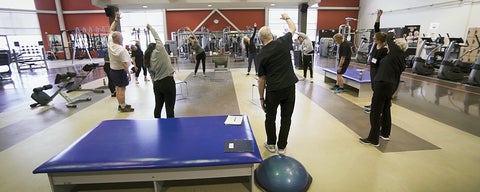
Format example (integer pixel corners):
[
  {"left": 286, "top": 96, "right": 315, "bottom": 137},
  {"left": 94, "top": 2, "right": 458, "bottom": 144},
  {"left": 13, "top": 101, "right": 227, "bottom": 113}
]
[
  {"left": 360, "top": 31, "right": 408, "bottom": 146},
  {"left": 365, "top": 9, "right": 388, "bottom": 112}
]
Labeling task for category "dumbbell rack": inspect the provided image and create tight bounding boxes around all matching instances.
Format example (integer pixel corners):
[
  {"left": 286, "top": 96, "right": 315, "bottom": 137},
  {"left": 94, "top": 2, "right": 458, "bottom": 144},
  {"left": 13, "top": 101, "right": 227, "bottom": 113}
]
[{"left": 12, "top": 45, "right": 49, "bottom": 73}]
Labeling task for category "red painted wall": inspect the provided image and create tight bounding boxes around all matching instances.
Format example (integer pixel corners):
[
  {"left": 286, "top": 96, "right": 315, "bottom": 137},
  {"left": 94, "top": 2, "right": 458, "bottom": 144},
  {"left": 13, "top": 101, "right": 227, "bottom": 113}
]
[
  {"left": 34, "top": 0, "right": 359, "bottom": 49},
  {"left": 166, "top": 10, "right": 211, "bottom": 36},
  {"left": 35, "top": 0, "right": 57, "bottom": 52},
  {"left": 37, "top": 14, "right": 60, "bottom": 35},
  {"left": 317, "top": 0, "right": 359, "bottom": 31},
  {"left": 34, "top": 0, "right": 55, "bottom": 10},
  {"left": 320, "top": 0, "right": 360, "bottom": 7},
  {"left": 318, "top": 10, "right": 359, "bottom": 30},
  {"left": 166, "top": 9, "right": 264, "bottom": 40},
  {"left": 61, "top": 0, "right": 104, "bottom": 10},
  {"left": 37, "top": 14, "right": 60, "bottom": 53},
  {"left": 35, "top": 0, "right": 109, "bottom": 52},
  {"left": 63, "top": 14, "right": 109, "bottom": 32},
  {"left": 221, "top": 10, "right": 265, "bottom": 30}
]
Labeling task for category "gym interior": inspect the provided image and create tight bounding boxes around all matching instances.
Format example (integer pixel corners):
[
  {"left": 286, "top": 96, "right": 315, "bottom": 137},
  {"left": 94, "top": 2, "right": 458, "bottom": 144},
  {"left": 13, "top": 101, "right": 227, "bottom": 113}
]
[{"left": 0, "top": 0, "right": 479, "bottom": 191}]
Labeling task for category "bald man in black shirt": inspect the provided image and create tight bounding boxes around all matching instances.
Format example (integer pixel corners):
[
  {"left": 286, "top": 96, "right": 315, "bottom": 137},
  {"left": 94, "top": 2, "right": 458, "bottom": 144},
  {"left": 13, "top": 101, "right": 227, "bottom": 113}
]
[{"left": 257, "top": 13, "right": 298, "bottom": 154}]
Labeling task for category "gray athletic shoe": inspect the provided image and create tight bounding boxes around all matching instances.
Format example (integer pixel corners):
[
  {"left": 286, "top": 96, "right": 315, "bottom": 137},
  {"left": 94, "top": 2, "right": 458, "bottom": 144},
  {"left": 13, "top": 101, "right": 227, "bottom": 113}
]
[{"left": 118, "top": 105, "right": 134, "bottom": 112}]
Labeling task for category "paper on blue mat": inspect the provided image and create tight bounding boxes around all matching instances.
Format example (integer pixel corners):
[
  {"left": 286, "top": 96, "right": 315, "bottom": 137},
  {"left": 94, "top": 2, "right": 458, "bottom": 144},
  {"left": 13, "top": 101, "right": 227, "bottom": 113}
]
[
  {"left": 224, "top": 140, "right": 253, "bottom": 152},
  {"left": 224, "top": 115, "right": 243, "bottom": 125}
]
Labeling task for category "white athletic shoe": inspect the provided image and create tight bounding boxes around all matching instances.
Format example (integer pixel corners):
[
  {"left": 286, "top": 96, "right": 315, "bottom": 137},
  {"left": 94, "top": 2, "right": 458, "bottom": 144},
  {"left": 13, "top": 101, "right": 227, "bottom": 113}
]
[{"left": 264, "top": 142, "right": 276, "bottom": 153}]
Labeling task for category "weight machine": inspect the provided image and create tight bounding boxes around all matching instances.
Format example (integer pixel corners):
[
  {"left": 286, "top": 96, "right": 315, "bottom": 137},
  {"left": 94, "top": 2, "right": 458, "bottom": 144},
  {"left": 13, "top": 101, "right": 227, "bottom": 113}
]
[
  {"left": 338, "top": 17, "right": 358, "bottom": 61},
  {"left": 0, "top": 35, "right": 12, "bottom": 80},
  {"left": 175, "top": 27, "right": 210, "bottom": 62},
  {"left": 339, "top": 17, "right": 357, "bottom": 42},
  {"left": 412, "top": 36, "right": 444, "bottom": 76},
  {"left": 223, "top": 26, "right": 254, "bottom": 62},
  {"left": 437, "top": 35, "right": 466, "bottom": 81},
  {"left": 355, "top": 35, "right": 369, "bottom": 63},
  {"left": 172, "top": 25, "right": 254, "bottom": 63},
  {"left": 60, "top": 27, "right": 104, "bottom": 94},
  {"left": 467, "top": 55, "right": 480, "bottom": 86},
  {"left": 64, "top": 63, "right": 104, "bottom": 93},
  {"left": 131, "top": 27, "right": 152, "bottom": 47},
  {"left": 438, "top": 34, "right": 480, "bottom": 82},
  {"left": 463, "top": 35, "right": 480, "bottom": 86},
  {"left": 68, "top": 27, "right": 96, "bottom": 66},
  {"left": 30, "top": 72, "right": 92, "bottom": 108}
]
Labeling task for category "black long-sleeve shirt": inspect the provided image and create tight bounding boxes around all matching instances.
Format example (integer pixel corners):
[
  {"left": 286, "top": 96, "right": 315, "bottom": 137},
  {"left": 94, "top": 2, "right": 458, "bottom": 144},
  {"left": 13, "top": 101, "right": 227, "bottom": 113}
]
[
  {"left": 373, "top": 32, "right": 406, "bottom": 90},
  {"left": 246, "top": 27, "right": 257, "bottom": 56},
  {"left": 368, "top": 22, "right": 388, "bottom": 68},
  {"left": 257, "top": 32, "right": 298, "bottom": 91}
]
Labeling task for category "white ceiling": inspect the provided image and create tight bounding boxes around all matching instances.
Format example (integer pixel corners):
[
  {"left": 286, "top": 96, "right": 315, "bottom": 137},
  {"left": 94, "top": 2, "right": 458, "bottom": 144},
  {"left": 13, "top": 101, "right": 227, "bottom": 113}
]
[{"left": 91, "top": 0, "right": 321, "bottom": 10}]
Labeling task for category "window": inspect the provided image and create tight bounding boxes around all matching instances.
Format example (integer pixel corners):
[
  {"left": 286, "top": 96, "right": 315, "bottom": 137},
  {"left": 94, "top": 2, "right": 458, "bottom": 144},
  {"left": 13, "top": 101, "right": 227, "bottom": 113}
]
[
  {"left": 120, "top": 10, "right": 166, "bottom": 49},
  {"left": 267, "top": 8, "right": 317, "bottom": 41},
  {"left": 0, "top": 0, "right": 35, "bottom": 10},
  {"left": 0, "top": 0, "right": 41, "bottom": 49}
]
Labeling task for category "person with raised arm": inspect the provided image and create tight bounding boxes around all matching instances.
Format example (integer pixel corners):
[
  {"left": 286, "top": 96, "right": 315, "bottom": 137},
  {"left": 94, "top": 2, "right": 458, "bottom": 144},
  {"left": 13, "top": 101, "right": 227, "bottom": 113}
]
[
  {"left": 360, "top": 30, "right": 408, "bottom": 147},
  {"left": 243, "top": 23, "right": 258, "bottom": 75},
  {"left": 364, "top": 9, "right": 388, "bottom": 113},
  {"left": 108, "top": 11, "right": 134, "bottom": 112},
  {"left": 297, "top": 31, "right": 314, "bottom": 82},
  {"left": 257, "top": 13, "right": 298, "bottom": 154},
  {"left": 144, "top": 24, "right": 176, "bottom": 118},
  {"left": 185, "top": 26, "right": 206, "bottom": 77}
]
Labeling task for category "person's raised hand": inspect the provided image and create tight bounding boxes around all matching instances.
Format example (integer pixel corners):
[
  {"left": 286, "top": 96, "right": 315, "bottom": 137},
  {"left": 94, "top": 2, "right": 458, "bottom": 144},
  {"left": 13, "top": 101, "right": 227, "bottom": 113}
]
[
  {"left": 115, "top": 11, "right": 121, "bottom": 20},
  {"left": 377, "top": 9, "right": 383, "bottom": 17}
]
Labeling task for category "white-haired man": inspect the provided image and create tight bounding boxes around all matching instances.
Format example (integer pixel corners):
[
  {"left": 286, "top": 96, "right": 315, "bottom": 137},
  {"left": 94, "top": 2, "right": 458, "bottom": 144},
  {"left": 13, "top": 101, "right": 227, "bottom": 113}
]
[
  {"left": 108, "top": 12, "right": 134, "bottom": 112},
  {"left": 257, "top": 13, "right": 297, "bottom": 154}
]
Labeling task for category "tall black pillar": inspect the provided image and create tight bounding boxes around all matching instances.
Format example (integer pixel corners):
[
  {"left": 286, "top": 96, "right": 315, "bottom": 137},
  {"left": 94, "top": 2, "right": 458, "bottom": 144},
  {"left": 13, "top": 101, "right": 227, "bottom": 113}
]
[
  {"left": 105, "top": 6, "right": 121, "bottom": 32},
  {"left": 298, "top": 3, "right": 308, "bottom": 33}
]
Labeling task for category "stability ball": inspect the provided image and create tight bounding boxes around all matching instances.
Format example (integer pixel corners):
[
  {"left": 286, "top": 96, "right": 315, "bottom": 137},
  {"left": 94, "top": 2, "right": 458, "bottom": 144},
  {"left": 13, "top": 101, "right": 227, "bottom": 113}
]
[{"left": 255, "top": 155, "right": 312, "bottom": 192}]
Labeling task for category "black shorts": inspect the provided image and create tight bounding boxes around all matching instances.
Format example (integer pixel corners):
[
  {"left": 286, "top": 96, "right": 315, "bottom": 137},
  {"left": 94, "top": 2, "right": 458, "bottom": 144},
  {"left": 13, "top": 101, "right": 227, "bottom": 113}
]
[
  {"left": 337, "top": 60, "right": 351, "bottom": 74},
  {"left": 110, "top": 69, "right": 129, "bottom": 87}
]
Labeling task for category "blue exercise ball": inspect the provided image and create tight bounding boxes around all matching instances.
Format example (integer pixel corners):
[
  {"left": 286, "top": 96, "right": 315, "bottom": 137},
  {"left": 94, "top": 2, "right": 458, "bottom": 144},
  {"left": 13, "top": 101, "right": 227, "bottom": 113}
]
[{"left": 255, "top": 155, "right": 312, "bottom": 192}]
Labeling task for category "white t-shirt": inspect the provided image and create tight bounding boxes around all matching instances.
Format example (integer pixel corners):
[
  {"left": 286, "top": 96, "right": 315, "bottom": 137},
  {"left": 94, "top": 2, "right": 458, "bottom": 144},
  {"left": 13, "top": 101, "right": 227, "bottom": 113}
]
[{"left": 108, "top": 33, "right": 131, "bottom": 70}]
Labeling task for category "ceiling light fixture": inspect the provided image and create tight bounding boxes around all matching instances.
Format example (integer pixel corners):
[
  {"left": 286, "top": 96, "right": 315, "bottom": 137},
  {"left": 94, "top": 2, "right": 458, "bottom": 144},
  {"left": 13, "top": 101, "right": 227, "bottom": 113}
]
[
  {"left": 208, "top": 4, "right": 212, "bottom": 7},
  {"left": 142, "top": 5, "right": 148, "bottom": 8},
  {"left": 270, "top": 4, "right": 276, "bottom": 6}
]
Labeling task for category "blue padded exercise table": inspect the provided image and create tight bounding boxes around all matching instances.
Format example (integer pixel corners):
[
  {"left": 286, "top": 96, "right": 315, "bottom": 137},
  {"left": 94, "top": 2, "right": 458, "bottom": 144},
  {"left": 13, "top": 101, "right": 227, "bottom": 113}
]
[
  {"left": 323, "top": 67, "right": 372, "bottom": 97},
  {"left": 33, "top": 115, "right": 262, "bottom": 192}
]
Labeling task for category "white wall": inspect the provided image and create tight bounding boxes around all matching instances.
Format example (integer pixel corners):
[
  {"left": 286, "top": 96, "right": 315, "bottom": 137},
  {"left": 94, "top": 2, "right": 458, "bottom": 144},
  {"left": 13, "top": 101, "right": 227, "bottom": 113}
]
[{"left": 358, "top": 0, "right": 480, "bottom": 39}]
